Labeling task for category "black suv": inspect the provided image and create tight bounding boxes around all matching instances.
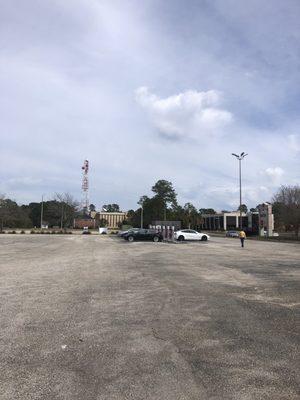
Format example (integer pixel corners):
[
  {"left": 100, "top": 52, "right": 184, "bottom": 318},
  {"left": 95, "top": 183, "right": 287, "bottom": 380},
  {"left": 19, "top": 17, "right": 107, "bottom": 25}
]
[{"left": 123, "top": 229, "right": 163, "bottom": 242}]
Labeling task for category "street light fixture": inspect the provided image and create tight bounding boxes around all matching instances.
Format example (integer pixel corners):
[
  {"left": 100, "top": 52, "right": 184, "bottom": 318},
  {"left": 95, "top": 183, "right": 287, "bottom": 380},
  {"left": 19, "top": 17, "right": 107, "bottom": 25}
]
[{"left": 231, "top": 152, "right": 248, "bottom": 230}]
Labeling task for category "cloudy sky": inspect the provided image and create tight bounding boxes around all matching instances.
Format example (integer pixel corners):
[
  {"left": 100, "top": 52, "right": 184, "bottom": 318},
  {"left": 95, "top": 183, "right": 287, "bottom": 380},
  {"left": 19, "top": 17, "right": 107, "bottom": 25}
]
[{"left": 1, "top": 0, "right": 299, "bottom": 211}]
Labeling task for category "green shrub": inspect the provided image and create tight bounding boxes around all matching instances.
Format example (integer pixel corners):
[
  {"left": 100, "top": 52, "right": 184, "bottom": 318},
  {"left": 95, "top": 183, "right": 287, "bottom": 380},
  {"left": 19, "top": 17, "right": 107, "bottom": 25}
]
[{"left": 20, "top": 230, "right": 25, "bottom": 234}]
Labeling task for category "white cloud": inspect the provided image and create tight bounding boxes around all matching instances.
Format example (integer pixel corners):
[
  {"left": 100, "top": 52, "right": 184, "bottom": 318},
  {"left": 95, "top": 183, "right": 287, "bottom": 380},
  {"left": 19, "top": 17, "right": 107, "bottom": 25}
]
[
  {"left": 265, "top": 167, "right": 284, "bottom": 184},
  {"left": 135, "top": 87, "right": 233, "bottom": 140},
  {"left": 288, "top": 134, "right": 300, "bottom": 152}
]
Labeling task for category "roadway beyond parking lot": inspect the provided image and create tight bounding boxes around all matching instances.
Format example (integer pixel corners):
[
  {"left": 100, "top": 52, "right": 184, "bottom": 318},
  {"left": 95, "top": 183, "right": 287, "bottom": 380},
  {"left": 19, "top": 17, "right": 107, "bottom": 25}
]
[{"left": 0, "top": 235, "right": 299, "bottom": 400}]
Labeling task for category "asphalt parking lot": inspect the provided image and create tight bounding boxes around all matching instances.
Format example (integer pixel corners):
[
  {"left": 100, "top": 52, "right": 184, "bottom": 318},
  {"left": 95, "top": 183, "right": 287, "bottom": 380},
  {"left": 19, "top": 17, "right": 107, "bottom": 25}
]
[{"left": 0, "top": 235, "right": 299, "bottom": 400}]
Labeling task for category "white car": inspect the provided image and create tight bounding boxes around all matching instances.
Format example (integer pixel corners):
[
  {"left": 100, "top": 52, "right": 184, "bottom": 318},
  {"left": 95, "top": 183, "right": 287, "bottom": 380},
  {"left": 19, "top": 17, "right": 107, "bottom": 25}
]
[{"left": 175, "top": 229, "right": 210, "bottom": 242}]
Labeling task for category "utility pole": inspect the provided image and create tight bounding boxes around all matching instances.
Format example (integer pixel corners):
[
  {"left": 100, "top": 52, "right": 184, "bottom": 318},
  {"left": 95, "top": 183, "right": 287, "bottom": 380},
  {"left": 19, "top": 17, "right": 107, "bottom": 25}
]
[
  {"left": 232, "top": 152, "right": 248, "bottom": 229},
  {"left": 60, "top": 202, "right": 64, "bottom": 230},
  {"left": 138, "top": 197, "right": 146, "bottom": 229},
  {"left": 141, "top": 203, "right": 143, "bottom": 229},
  {"left": 239, "top": 157, "right": 242, "bottom": 229},
  {"left": 40, "top": 195, "right": 44, "bottom": 230}
]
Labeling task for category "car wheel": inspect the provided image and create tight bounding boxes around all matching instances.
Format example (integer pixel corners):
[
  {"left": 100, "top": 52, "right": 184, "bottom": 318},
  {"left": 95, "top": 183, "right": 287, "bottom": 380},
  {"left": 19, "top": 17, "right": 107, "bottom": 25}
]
[
  {"left": 178, "top": 235, "right": 184, "bottom": 241},
  {"left": 128, "top": 236, "right": 134, "bottom": 242},
  {"left": 153, "top": 236, "right": 159, "bottom": 242},
  {"left": 201, "top": 235, "right": 208, "bottom": 241}
]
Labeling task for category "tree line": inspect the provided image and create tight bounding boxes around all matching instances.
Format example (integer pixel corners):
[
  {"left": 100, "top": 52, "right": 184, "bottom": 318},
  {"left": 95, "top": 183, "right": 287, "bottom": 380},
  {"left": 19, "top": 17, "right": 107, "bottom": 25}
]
[
  {"left": 125, "top": 180, "right": 300, "bottom": 236},
  {"left": 1, "top": 183, "right": 299, "bottom": 236},
  {"left": 0, "top": 193, "right": 79, "bottom": 230},
  {"left": 124, "top": 180, "right": 250, "bottom": 229},
  {"left": 126, "top": 179, "right": 216, "bottom": 230},
  {"left": 272, "top": 185, "right": 300, "bottom": 237}
]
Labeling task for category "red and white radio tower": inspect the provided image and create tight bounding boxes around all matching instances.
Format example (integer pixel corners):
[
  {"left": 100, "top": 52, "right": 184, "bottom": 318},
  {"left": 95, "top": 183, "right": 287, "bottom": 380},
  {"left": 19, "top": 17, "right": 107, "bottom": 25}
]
[{"left": 81, "top": 159, "right": 89, "bottom": 213}]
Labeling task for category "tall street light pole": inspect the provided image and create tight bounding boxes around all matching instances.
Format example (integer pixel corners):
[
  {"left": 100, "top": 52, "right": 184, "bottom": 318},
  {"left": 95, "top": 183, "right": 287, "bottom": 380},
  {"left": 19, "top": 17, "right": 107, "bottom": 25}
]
[
  {"left": 60, "top": 202, "right": 64, "bottom": 230},
  {"left": 141, "top": 203, "right": 143, "bottom": 229},
  {"left": 231, "top": 152, "right": 248, "bottom": 230},
  {"left": 137, "top": 202, "right": 144, "bottom": 229},
  {"left": 40, "top": 194, "right": 44, "bottom": 230},
  {"left": 138, "top": 197, "right": 146, "bottom": 229}
]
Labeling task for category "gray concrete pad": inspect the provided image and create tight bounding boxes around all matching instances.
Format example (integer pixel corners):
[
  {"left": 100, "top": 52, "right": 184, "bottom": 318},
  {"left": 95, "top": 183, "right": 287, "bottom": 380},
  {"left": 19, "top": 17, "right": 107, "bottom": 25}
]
[{"left": 0, "top": 235, "right": 299, "bottom": 400}]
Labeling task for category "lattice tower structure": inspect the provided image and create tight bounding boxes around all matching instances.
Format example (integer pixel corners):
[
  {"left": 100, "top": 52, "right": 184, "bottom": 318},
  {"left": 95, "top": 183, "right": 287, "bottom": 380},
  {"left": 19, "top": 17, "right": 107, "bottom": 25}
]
[{"left": 81, "top": 159, "right": 89, "bottom": 213}]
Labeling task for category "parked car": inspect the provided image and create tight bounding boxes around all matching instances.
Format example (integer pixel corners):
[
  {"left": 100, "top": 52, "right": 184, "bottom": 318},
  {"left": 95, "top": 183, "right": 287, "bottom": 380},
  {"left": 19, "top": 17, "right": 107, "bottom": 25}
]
[
  {"left": 82, "top": 227, "right": 91, "bottom": 234},
  {"left": 174, "top": 229, "right": 210, "bottom": 241},
  {"left": 123, "top": 228, "right": 163, "bottom": 242},
  {"left": 263, "top": 231, "right": 280, "bottom": 237},
  {"left": 118, "top": 228, "right": 140, "bottom": 237},
  {"left": 225, "top": 230, "right": 239, "bottom": 238}
]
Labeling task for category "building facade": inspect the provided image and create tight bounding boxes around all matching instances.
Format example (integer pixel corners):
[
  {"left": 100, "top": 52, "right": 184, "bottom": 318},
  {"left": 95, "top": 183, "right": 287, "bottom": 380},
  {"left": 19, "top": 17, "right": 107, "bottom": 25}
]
[
  {"left": 200, "top": 205, "right": 275, "bottom": 236},
  {"left": 74, "top": 211, "right": 127, "bottom": 229},
  {"left": 201, "top": 211, "right": 249, "bottom": 231},
  {"left": 73, "top": 216, "right": 96, "bottom": 229},
  {"left": 95, "top": 211, "right": 127, "bottom": 229},
  {"left": 258, "top": 203, "right": 274, "bottom": 236}
]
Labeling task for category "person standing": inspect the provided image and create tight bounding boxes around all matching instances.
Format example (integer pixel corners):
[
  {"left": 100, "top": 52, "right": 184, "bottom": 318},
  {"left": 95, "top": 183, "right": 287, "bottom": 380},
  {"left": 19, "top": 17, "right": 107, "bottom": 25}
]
[{"left": 239, "top": 230, "right": 246, "bottom": 247}]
